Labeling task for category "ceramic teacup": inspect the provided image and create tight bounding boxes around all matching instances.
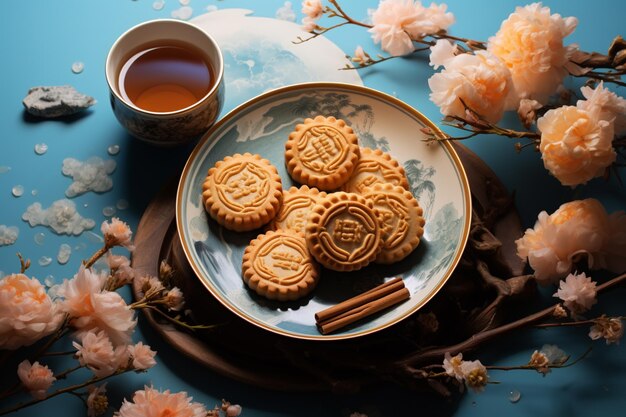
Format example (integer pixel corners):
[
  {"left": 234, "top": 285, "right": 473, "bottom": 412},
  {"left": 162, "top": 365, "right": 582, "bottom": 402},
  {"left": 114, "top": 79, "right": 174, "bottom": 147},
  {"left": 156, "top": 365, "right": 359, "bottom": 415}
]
[{"left": 105, "top": 19, "right": 224, "bottom": 146}]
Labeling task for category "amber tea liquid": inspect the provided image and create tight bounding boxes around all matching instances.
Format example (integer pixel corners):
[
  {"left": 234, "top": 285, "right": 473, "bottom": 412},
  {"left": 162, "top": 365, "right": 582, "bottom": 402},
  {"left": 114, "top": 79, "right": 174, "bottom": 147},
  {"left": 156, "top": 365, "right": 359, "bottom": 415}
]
[{"left": 118, "top": 43, "right": 214, "bottom": 113}]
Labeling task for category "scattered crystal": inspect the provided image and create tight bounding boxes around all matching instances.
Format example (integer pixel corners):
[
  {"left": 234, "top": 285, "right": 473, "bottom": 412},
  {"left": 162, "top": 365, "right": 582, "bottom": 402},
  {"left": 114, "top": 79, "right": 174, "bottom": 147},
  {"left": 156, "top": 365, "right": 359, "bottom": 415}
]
[
  {"left": 31, "top": 189, "right": 38, "bottom": 196},
  {"left": 22, "top": 199, "right": 95, "bottom": 235},
  {"left": 22, "top": 85, "right": 96, "bottom": 118},
  {"left": 275, "top": 1, "right": 296, "bottom": 21},
  {"left": 508, "top": 390, "right": 521, "bottom": 403},
  {"left": 34, "top": 232, "right": 46, "bottom": 245},
  {"left": 107, "top": 144, "right": 120, "bottom": 155},
  {"left": 152, "top": 1, "right": 165, "bottom": 11},
  {"left": 171, "top": 5, "right": 193, "bottom": 19},
  {"left": 38, "top": 256, "right": 53, "bottom": 267},
  {"left": 0, "top": 225, "right": 19, "bottom": 246},
  {"left": 102, "top": 206, "right": 116, "bottom": 217},
  {"left": 74, "top": 242, "right": 87, "bottom": 251},
  {"left": 0, "top": 166, "right": 10, "bottom": 174},
  {"left": 62, "top": 157, "right": 116, "bottom": 197},
  {"left": 85, "top": 231, "right": 104, "bottom": 244},
  {"left": 57, "top": 243, "right": 72, "bottom": 265},
  {"left": 179, "top": 0, "right": 190, "bottom": 5},
  {"left": 12, "top": 185, "right": 24, "bottom": 197},
  {"left": 71, "top": 62, "right": 84, "bottom": 74},
  {"left": 84, "top": 203, "right": 88, "bottom": 207},
  {"left": 44, "top": 275, "right": 54, "bottom": 287},
  {"left": 116, "top": 199, "right": 129, "bottom": 210},
  {"left": 34, "top": 143, "right": 48, "bottom": 155}
]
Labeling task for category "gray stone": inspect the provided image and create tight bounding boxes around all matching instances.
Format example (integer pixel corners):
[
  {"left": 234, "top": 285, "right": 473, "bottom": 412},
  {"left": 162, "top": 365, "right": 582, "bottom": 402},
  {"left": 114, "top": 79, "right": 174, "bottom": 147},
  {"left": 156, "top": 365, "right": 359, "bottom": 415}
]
[{"left": 22, "top": 85, "right": 96, "bottom": 118}]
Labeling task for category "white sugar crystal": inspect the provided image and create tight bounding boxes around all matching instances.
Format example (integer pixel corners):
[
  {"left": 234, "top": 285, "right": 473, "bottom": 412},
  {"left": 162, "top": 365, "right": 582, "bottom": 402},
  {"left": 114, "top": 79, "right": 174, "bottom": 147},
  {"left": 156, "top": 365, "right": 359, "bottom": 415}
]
[
  {"left": 34, "top": 232, "right": 46, "bottom": 245},
  {"left": 38, "top": 256, "right": 52, "bottom": 266},
  {"left": 0, "top": 225, "right": 19, "bottom": 246},
  {"left": 57, "top": 243, "right": 72, "bottom": 264},
  {"left": 275, "top": 1, "right": 296, "bottom": 21},
  {"left": 62, "top": 157, "right": 116, "bottom": 198},
  {"left": 179, "top": 0, "right": 190, "bottom": 5},
  {"left": 102, "top": 206, "right": 116, "bottom": 217},
  {"left": 152, "top": 1, "right": 165, "bottom": 11},
  {"left": 22, "top": 199, "right": 95, "bottom": 235},
  {"left": 34, "top": 143, "right": 48, "bottom": 155},
  {"left": 31, "top": 189, "right": 38, "bottom": 196},
  {"left": 44, "top": 275, "right": 54, "bottom": 287},
  {"left": 171, "top": 5, "right": 193, "bottom": 20},
  {"left": 12, "top": 185, "right": 24, "bottom": 197},
  {"left": 107, "top": 144, "right": 120, "bottom": 155},
  {"left": 71, "top": 62, "right": 84, "bottom": 74}
]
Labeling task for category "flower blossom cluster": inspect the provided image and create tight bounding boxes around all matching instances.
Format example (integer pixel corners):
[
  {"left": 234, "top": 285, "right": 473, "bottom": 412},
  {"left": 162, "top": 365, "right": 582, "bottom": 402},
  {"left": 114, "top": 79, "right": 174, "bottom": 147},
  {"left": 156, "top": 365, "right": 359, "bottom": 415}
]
[
  {"left": 115, "top": 386, "right": 209, "bottom": 417},
  {"left": 516, "top": 199, "right": 626, "bottom": 284},
  {"left": 442, "top": 352, "right": 488, "bottom": 392},
  {"left": 589, "top": 315, "right": 624, "bottom": 345},
  {"left": 553, "top": 272, "right": 597, "bottom": 317},
  {"left": 369, "top": 0, "right": 454, "bottom": 56}
]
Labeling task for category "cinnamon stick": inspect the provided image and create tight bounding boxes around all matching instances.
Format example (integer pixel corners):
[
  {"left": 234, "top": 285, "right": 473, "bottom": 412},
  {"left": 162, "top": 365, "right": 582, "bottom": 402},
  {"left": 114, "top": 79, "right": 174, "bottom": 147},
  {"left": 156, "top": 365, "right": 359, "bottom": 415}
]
[
  {"left": 315, "top": 277, "right": 405, "bottom": 323},
  {"left": 315, "top": 278, "right": 410, "bottom": 335}
]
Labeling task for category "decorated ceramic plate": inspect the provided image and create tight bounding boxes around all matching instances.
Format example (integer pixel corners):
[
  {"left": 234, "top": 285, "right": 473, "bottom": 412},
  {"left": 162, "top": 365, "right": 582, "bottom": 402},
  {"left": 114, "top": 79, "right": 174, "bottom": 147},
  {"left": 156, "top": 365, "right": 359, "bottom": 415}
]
[{"left": 177, "top": 82, "right": 471, "bottom": 341}]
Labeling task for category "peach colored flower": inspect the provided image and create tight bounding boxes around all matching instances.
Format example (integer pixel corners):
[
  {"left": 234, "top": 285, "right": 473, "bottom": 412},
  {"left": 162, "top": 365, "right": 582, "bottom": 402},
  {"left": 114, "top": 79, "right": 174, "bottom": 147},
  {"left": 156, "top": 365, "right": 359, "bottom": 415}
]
[
  {"left": 301, "top": 16, "right": 318, "bottom": 32},
  {"left": 137, "top": 275, "right": 165, "bottom": 299},
  {"left": 301, "top": 0, "right": 323, "bottom": 19},
  {"left": 351, "top": 46, "right": 370, "bottom": 65},
  {"left": 589, "top": 315, "right": 623, "bottom": 345},
  {"left": 115, "top": 386, "right": 207, "bottom": 417},
  {"left": 488, "top": 2, "right": 579, "bottom": 104},
  {"left": 73, "top": 330, "right": 128, "bottom": 377},
  {"left": 0, "top": 274, "right": 63, "bottom": 349},
  {"left": 578, "top": 82, "right": 626, "bottom": 136},
  {"left": 537, "top": 105, "right": 615, "bottom": 186},
  {"left": 517, "top": 98, "right": 542, "bottom": 129},
  {"left": 101, "top": 218, "right": 134, "bottom": 250},
  {"left": 225, "top": 405, "right": 242, "bottom": 417},
  {"left": 87, "top": 384, "right": 109, "bottom": 417},
  {"left": 128, "top": 342, "right": 157, "bottom": 370},
  {"left": 369, "top": 0, "right": 454, "bottom": 57},
  {"left": 429, "top": 45, "right": 514, "bottom": 123},
  {"left": 429, "top": 38, "right": 457, "bottom": 69},
  {"left": 528, "top": 351, "right": 550, "bottom": 375},
  {"left": 553, "top": 272, "right": 597, "bottom": 317},
  {"left": 516, "top": 199, "right": 626, "bottom": 284},
  {"left": 164, "top": 287, "right": 185, "bottom": 311},
  {"left": 442, "top": 352, "right": 464, "bottom": 381},
  {"left": 59, "top": 265, "right": 136, "bottom": 346},
  {"left": 17, "top": 360, "right": 56, "bottom": 400},
  {"left": 107, "top": 254, "right": 135, "bottom": 287}
]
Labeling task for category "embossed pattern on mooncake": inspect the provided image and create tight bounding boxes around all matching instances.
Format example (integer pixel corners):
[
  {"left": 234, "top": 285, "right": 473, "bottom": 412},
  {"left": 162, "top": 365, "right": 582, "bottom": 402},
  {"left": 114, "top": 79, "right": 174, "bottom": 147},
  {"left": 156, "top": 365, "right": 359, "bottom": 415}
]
[
  {"left": 267, "top": 185, "right": 327, "bottom": 233},
  {"left": 202, "top": 153, "right": 283, "bottom": 231},
  {"left": 305, "top": 192, "right": 383, "bottom": 271},
  {"left": 341, "top": 147, "right": 409, "bottom": 194},
  {"left": 242, "top": 229, "right": 320, "bottom": 301},
  {"left": 362, "top": 183, "right": 425, "bottom": 264},
  {"left": 285, "top": 115, "right": 360, "bottom": 191}
]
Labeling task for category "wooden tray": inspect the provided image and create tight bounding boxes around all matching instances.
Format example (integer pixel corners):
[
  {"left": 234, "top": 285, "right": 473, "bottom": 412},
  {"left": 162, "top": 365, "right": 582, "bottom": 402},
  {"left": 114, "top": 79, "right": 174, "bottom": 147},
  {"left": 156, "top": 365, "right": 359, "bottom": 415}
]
[{"left": 131, "top": 143, "right": 524, "bottom": 392}]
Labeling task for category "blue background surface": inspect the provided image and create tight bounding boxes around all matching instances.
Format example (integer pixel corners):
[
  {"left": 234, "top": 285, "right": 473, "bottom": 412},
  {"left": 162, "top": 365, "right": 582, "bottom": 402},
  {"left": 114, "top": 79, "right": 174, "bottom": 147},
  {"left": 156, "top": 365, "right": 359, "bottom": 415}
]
[{"left": 1, "top": 1, "right": 625, "bottom": 416}]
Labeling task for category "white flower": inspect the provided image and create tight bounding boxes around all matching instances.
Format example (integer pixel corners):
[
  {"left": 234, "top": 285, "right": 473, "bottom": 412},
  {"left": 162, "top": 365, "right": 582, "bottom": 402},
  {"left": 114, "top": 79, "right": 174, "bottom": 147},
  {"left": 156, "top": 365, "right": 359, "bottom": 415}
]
[
  {"left": 87, "top": 384, "right": 109, "bottom": 417},
  {"left": 578, "top": 81, "right": 626, "bottom": 136},
  {"left": 301, "top": 16, "right": 318, "bottom": 31},
  {"left": 488, "top": 2, "right": 579, "bottom": 104},
  {"left": 101, "top": 218, "right": 134, "bottom": 250},
  {"left": 59, "top": 265, "right": 136, "bottom": 346},
  {"left": 128, "top": 341, "right": 157, "bottom": 371},
  {"left": 301, "top": 0, "right": 323, "bottom": 19},
  {"left": 442, "top": 352, "right": 464, "bottom": 381},
  {"left": 115, "top": 386, "right": 207, "bottom": 417},
  {"left": 369, "top": 0, "right": 454, "bottom": 57},
  {"left": 73, "top": 330, "right": 128, "bottom": 377},
  {"left": 17, "top": 360, "right": 56, "bottom": 400},
  {"left": 428, "top": 48, "right": 515, "bottom": 123},
  {"left": 553, "top": 272, "right": 597, "bottom": 317},
  {"left": 429, "top": 39, "right": 457, "bottom": 70},
  {"left": 164, "top": 287, "right": 185, "bottom": 311},
  {"left": 589, "top": 315, "right": 624, "bottom": 345},
  {"left": 516, "top": 199, "right": 626, "bottom": 284},
  {"left": 351, "top": 46, "right": 370, "bottom": 65},
  {"left": 0, "top": 274, "right": 63, "bottom": 350},
  {"left": 538, "top": 105, "right": 615, "bottom": 186},
  {"left": 459, "top": 360, "right": 488, "bottom": 392}
]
